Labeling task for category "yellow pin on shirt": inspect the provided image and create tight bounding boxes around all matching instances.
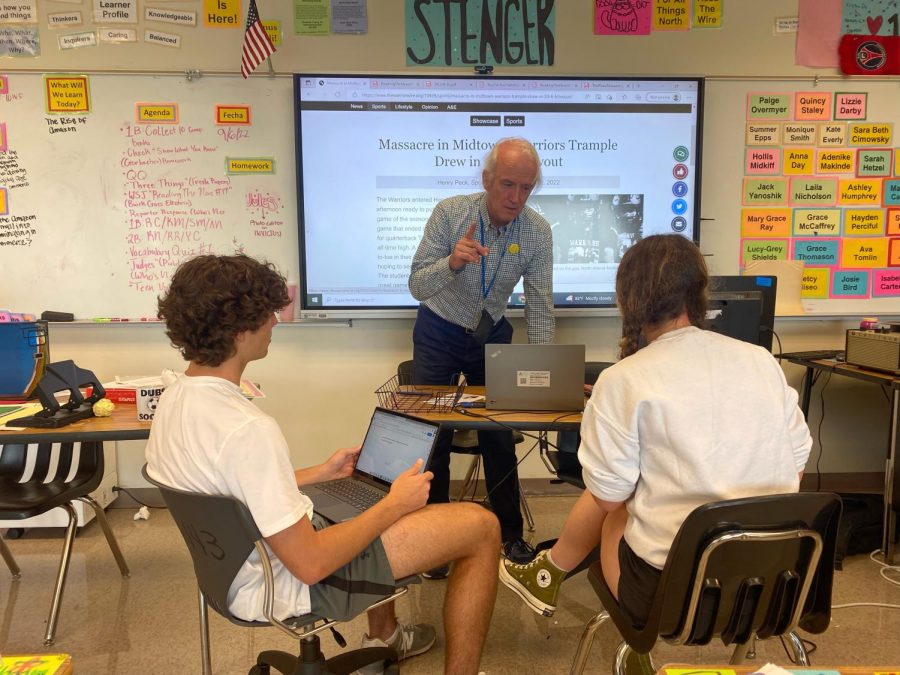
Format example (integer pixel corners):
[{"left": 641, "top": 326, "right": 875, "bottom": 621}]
[{"left": 508, "top": 243, "right": 520, "bottom": 255}]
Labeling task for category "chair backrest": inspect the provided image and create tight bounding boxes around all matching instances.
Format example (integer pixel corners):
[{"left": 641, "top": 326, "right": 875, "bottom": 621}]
[
  {"left": 597, "top": 492, "right": 841, "bottom": 653},
  {"left": 142, "top": 466, "right": 263, "bottom": 625},
  {"left": 0, "top": 441, "right": 105, "bottom": 517}
]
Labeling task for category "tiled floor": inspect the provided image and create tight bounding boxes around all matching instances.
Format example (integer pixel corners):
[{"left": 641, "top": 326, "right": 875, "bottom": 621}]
[{"left": 1, "top": 495, "right": 899, "bottom": 674}]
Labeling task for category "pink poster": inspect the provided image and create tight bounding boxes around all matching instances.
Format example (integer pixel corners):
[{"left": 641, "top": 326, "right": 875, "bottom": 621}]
[
  {"left": 796, "top": 0, "right": 842, "bottom": 67},
  {"left": 594, "top": 0, "right": 652, "bottom": 35}
]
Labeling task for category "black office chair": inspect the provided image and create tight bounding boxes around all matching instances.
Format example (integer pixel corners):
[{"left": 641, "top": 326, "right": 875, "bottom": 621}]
[
  {"left": 0, "top": 440, "right": 130, "bottom": 645},
  {"left": 541, "top": 361, "right": 614, "bottom": 490},
  {"left": 143, "top": 466, "right": 415, "bottom": 675},
  {"left": 396, "top": 360, "right": 534, "bottom": 530},
  {"left": 571, "top": 492, "right": 842, "bottom": 675}
]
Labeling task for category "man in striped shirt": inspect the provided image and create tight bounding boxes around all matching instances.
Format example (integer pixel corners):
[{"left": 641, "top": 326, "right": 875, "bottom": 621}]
[{"left": 408, "top": 137, "right": 554, "bottom": 566}]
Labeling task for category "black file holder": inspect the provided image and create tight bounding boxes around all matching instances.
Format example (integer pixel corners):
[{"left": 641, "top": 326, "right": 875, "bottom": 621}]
[{"left": 6, "top": 360, "right": 106, "bottom": 428}]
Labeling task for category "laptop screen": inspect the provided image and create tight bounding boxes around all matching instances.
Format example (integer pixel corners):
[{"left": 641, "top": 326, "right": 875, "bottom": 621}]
[{"left": 355, "top": 408, "right": 439, "bottom": 485}]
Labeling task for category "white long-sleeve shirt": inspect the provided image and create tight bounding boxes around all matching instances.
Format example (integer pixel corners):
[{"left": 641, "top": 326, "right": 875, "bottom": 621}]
[{"left": 578, "top": 326, "right": 812, "bottom": 569}]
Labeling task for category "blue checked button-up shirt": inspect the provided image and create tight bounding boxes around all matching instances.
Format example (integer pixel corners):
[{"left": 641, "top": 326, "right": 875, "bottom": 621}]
[{"left": 408, "top": 192, "right": 555, "bottom": 345}]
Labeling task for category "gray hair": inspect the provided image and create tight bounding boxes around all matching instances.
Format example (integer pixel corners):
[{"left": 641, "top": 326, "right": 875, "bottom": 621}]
[{"left": 482, "top": 137, "right": 543, "bottom": 191}]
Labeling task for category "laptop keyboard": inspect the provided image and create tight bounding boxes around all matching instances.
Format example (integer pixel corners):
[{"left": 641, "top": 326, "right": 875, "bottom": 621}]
[{"left": 316, "top": 479, "right": 385, "bottom": 511}]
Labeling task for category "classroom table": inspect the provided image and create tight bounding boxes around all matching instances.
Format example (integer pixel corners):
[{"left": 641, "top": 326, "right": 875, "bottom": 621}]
[
  {"left": 400, "top": 386, "right": 584, "bottom": 433},
  {"left": 784, "top": 355, "right": 899, "bottom": 565},
  {"left": 0, "top": 403, "right": 151, "bottom": 444}
]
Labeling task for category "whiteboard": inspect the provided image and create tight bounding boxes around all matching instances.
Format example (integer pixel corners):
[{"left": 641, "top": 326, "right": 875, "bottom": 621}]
[
  {"left": 701, "top": 78, "right": 900, "bottom": 317},
  {"left": 0, "top": 72, "right": 298, "bottom": 320}
]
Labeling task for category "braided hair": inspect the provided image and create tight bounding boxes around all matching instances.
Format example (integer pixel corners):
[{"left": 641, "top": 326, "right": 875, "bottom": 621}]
[{"left": 615, "top": 235, "right": 708, "bottom": 359}]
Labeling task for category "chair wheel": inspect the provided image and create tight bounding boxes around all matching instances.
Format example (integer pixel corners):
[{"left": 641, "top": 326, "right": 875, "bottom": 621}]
[{"left": 5, "top": 528, "right": 25, "bottom": 540}]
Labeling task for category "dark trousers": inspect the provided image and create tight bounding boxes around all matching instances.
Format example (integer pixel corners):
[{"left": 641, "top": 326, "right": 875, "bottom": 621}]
[{"left": 412, "top": 305, "right": 523, "bottom": 541}]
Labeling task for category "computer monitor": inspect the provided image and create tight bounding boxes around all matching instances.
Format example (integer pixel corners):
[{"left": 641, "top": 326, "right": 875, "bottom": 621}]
[{"left": 706, "top": 276, "right": 777, "bottom": 351}]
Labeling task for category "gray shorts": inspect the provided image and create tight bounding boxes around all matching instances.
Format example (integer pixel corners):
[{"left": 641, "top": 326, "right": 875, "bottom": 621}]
[{"left": 307, "top": 513, "right": 397, "bottom": 621}]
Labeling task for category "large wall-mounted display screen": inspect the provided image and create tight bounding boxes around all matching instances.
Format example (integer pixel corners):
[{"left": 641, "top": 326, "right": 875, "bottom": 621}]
[{"left": 295, "top": 74, "right": 704, "bottom": 317}]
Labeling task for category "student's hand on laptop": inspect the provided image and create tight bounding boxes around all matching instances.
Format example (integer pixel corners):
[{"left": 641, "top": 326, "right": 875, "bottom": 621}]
[
  {"left": 584, "top": 384, "right": 594, "bottom": 396},
  {"left": 386, "top": 459, "right": 433, "bottom": 515},
  {"left": 320, "top": 446, "right": 361, "bottom": 481}
]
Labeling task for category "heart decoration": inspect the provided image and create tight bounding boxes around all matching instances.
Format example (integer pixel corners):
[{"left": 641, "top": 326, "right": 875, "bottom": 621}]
[{"left": 867, "top": 15, "right": 883, "bottom": 34}]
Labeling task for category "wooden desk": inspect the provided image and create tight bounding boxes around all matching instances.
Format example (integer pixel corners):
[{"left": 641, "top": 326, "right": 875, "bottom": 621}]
[
  {"left": 401, "top": 386, "right": 583, "bottom": 433},
  {"left": 0, "top": 403, "right": 151, "bottom": 443},
  {"left": 785, "top": 356, "right": 899, "bottom": 565}
]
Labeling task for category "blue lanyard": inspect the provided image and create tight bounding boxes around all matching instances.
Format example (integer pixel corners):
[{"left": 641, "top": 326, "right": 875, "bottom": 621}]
[{"left": 480, "top": 214, "right": 518, "bottom": 300}]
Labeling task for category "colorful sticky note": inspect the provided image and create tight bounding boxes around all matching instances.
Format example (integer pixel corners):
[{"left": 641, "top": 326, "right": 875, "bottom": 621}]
[
  {"left": 741, "top": 208, "right": 791, "bottom": 237},
  {"left": 832, "top": 269, "right": 870, "bottom": 297},
  {"left": 793, "top": 238, "right": 840, "bottom": 267},
  {"left": 790, "top": 177, "right": 838, "bottom": 206},
  {"left": 692, "top": 0, "right": 722, "bottom": 28},
  {"left": 817, "top": 149, "right": 854, "bottom": 173},
  {"left": 794, "top": 208, "right": 842, "bottom": 236},
  {"left": 838, "top": 178, "right": 882, "bottom": 205},
  {"left": 841, "top": 237, "right": 888, "bottom": 268},
  {"left": 595, "top": 0, "right": 652, "bottom": 35},
  {"left": 746, "top": 123, "right": 781, "bottom": 145},
  {"left": 741, "top": 238, "right": 789, "bottom": 266},
  {"left": 856, "top": 149, "right": 891, "bottom": 176},
  {"left": 844, "top": 208, "right": 884, "bottom": 235},
  {"left": 653, "top": 0, "right": 690, "bottom": 30},
  {"left": 874, "top": 267, "right": 900, "bottom": 296},
  {"left": 743, "top": 177, "right": 787, "bottom": 205},
  {"left": 747, "top": 93, "right": 791, "bottom": 120},
  {"left": 783, "top": 148, "right": 814, "bottom": 174},
  {"left": 794, "top": 91, "right": 833, "bottom": 120},
  {"left": 834, "top": 92, "right": 867, "bottom": 119},
  {"left": 817, "top": 122, "right": 846, "bottom": 146},
  {"left": 801, "top": 267, "right": 831, "bottom": 298},
  {"left": 745, "top": 148, "right": 781, "bottom": 174}
]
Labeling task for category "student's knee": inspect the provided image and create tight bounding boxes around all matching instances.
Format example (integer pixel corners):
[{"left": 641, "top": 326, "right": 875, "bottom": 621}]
[{"left": 457, "top": 502, "right": 500, "bottom": 545}]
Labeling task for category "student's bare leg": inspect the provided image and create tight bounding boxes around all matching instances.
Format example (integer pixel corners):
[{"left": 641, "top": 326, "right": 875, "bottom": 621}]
[
  {"left": 381, "top": 502, "right": 500, "bottom": 675},
  {"left": 549, "top": 490, "right": 610, "bottom": 570},
  {"left": 364, "top": 602, "right": 397, "bottom": 641},
  {"left": 599, "top": 505, "right": 627, "bottom": 599}
]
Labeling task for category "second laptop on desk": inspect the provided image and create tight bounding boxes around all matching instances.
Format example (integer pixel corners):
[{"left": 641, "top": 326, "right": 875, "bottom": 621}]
[{"left": 485, "top": 343, "right": 585, "bottom": 411}]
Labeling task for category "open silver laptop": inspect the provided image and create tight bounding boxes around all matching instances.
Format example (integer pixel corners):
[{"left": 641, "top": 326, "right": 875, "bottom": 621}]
[
  {"left": 302, "top": 407, "right": 441, "bottom": 523},
  {"left": 485, "top": 344, "right": 586, "bottom": 411}
]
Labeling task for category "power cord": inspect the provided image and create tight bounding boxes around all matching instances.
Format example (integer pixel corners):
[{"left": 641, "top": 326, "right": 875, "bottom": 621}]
[
  {"left": 831, "top": 549, "right": 900, "bottom": 610},
  {"left": 113, "top": 485, "right": 167, "bottom": 509},
  {"left": 453, "top": 408, "right": 576, "bottom": 505}
]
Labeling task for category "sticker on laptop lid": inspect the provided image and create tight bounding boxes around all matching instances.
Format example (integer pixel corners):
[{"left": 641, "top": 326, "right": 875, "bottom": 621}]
[{"left": 516, "top": 370, "right": 550, "bottom": 387}]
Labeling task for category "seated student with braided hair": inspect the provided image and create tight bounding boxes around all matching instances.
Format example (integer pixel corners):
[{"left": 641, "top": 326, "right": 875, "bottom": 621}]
[{"left": 499, "top": 234, "right": 812, "bottom": 625}]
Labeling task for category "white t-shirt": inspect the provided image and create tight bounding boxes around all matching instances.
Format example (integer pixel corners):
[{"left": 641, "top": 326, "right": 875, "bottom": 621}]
[
  {"left": 145, "top": 375, "right": 314, "bottom": 621},
  {"left": 578, "top": 326, "right": 812, "bottom": 569}
]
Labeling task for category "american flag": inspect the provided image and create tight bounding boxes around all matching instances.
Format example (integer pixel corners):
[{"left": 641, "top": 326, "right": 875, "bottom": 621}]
[{"left": 240, "top": 0, "right": 275, "bottom": 79}]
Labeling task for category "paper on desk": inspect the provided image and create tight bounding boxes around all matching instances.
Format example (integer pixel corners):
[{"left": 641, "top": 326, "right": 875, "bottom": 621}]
[
  {"left": 0, "top": 402, "right": 43, "bottom": 428},
  {"left": 425, "top": 393, "right": 483, "bottom": 406}
]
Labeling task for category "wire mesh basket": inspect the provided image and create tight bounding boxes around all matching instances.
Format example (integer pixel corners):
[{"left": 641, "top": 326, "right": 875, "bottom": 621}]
[{"left": 374, "top": 374, "right": 461, "bottom": 413}]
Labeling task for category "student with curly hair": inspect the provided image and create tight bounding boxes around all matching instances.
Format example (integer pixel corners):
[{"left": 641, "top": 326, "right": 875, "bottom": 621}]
[
  {"left": 147, "top": 254, "right": 500, "bottom": 674},
  {"left": 499, "top": 235, "right": 811, "bottom": 626}
]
